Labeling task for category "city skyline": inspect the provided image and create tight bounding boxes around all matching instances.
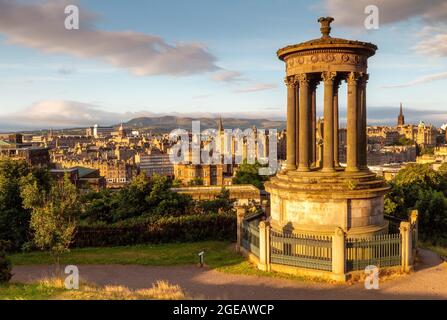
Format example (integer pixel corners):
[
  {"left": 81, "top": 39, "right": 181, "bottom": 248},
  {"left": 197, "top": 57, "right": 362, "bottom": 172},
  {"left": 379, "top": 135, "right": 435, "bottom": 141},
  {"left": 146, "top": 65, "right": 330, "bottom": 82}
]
[{"left": 0, "top": 0, "right": 446, "bottom": 130}]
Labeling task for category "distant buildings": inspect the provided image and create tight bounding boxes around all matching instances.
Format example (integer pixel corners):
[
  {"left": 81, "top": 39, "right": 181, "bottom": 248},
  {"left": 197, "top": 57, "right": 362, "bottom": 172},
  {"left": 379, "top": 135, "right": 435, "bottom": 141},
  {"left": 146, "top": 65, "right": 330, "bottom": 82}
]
[
  {"left": 0, "top": 133, "right": 50, "bottom": 167},
  {"left": 136, "top": 151, "right": 174, "bottom": 178}
]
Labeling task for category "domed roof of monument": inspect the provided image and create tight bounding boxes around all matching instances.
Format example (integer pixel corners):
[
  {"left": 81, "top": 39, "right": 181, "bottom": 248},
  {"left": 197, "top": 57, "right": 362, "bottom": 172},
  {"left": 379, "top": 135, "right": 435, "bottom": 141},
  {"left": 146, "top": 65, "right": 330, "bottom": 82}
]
[{"left": 277, "top": 17, "right": 378, "bottom": 60}]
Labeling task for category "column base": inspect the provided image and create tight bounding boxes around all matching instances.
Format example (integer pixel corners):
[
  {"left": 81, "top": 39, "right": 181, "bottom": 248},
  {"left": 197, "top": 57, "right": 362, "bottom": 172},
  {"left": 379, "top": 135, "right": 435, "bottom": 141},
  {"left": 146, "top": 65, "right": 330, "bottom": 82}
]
[{"left": 297, "top": 166, "right": 311, "bottom": 172}]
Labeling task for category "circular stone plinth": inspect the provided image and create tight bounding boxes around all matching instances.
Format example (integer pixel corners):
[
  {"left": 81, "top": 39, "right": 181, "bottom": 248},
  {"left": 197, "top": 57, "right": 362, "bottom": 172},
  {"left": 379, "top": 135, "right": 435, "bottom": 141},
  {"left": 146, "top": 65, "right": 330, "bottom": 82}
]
[{"left": 265, "top": 169, "right": 390, "bottom": 236}]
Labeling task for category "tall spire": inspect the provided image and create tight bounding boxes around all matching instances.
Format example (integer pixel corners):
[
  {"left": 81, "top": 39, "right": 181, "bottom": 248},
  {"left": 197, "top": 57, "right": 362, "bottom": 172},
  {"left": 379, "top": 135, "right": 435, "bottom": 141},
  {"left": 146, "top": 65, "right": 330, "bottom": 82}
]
[
  {"left": 398, "top": 102, "right": 405, "bottom": 126},
  {"left": 217, "top": 116, "right": 223, "bottom": 132}
]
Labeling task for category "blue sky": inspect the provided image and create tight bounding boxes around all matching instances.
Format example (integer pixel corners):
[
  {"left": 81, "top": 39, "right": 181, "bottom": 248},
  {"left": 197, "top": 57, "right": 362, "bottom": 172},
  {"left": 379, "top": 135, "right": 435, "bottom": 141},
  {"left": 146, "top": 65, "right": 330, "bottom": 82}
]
[{"left": 0, "top": 0, "right": 446, "bottom": 129}]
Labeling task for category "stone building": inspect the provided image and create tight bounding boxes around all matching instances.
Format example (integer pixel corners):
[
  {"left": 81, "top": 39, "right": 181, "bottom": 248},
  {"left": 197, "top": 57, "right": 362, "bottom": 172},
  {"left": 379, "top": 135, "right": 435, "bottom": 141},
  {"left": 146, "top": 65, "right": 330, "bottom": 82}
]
[{"left": 416, "top": 121, "right": 437, "bottom": 147}]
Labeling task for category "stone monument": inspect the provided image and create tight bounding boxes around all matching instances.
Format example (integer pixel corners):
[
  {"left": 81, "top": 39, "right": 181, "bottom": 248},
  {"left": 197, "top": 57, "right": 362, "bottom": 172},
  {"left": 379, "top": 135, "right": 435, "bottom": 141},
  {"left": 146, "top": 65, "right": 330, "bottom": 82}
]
[{"left": 265, "top": 17, "right": 389, "bottom": 237}]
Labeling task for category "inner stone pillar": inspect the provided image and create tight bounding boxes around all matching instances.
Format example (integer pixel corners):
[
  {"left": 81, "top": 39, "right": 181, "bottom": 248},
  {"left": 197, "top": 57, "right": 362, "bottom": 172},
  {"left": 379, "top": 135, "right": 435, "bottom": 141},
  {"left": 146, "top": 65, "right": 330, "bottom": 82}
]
[
  {"left": 346, "top": 72, "right": 360, "bottom": 172},
  {"left": 298, "top": 73, "right": 310, "bottom": 172},
  {"left": 285, "top": 76, "right": 297, "bottom": 170},
  {"left": 295, "top": 80, "right": 300, "bottom": 168},
  {"left": 322, "top": 71, "right": 336, "bottom": 172},
  {"left": 358, "top": 74, "right": 369, "bottom": 169},
  {"left": 333, "top": 80, "right": 340, "bottom": 167},
  {"left": 310, "top": 81, "right": 317, "bottom": 166}
]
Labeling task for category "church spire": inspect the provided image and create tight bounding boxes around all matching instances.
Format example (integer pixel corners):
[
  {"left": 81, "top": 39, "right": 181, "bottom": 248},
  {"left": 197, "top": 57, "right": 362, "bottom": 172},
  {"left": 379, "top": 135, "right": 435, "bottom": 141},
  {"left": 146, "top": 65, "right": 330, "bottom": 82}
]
[
  {"left": 217, "top": 116, "right": 223, "bottom": 132},
  {"left": 398, "top": 102, "right": 405, "bottom": 126}
]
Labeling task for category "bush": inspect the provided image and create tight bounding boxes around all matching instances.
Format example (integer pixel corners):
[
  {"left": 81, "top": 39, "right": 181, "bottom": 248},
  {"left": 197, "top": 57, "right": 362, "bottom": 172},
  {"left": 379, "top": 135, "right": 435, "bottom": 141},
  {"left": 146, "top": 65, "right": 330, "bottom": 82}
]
[
  {"left": 73, "top": 213, "right": 236, "bottom": 248},
  {"left": 0, "top": 240, "right": 12, "bottom": 283}
]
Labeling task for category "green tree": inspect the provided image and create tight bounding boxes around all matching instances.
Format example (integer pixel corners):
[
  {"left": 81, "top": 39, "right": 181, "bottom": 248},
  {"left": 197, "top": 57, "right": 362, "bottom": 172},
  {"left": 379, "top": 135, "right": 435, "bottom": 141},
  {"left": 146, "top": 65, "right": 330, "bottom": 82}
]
[
  {"left": 0, "top": 160, "right": 50, "bottom": 250},
  {"left": 21, "top": 174, "right": 80, "bottom": 271},
  {"left": 0, "top": 240, "right": 12, "bottom": 283},
  {"left": 198, "top": 188, "right": 235, "bottom": 214},
  {"left": 415, "top": 188, "right": 447, "bottom": 241},
  {"left": 232, "top": 161, "right": 269, "bottom": 190}
]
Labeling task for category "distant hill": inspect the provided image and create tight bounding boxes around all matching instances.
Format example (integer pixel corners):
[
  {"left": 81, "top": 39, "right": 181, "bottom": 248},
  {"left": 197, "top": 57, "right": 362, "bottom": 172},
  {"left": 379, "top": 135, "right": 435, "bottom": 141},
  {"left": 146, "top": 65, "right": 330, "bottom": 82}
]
[{"left": 124, "top": 116, "right": 285, "bottom": 133}]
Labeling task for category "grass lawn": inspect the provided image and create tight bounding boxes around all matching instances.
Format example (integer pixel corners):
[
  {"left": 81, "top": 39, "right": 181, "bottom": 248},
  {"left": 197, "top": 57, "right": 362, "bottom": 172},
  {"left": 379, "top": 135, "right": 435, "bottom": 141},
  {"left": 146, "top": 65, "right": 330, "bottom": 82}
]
[
  {"left": 420, "top": 241, "right": 447, "bottom": 259},
  {"left": 9, "top": 241, "right": 243, "bottom": 268}
]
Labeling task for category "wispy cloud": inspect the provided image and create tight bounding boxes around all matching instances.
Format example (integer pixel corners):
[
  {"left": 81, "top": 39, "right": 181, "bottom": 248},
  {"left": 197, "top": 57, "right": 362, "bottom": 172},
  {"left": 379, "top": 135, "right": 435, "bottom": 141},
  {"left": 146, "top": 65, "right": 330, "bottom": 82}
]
[
  {"left": 211, "top": 70, "right": 245, "bottom": 83},
  {"left": 234, "top": 83, "right": 277, "bottom": 93},
  {"left": 381, "top": 71, "right": 447, "bottom": 88},
  {"left": 0, "top": 0, "right": 218, "bottom": 76}
]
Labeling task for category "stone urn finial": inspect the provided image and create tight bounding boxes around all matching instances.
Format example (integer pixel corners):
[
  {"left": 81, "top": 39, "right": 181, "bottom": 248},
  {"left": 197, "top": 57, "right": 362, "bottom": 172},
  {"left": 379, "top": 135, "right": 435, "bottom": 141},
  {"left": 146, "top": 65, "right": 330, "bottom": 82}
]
[{"left": 318, "top": 17, "right": 334, "bottom": 38}]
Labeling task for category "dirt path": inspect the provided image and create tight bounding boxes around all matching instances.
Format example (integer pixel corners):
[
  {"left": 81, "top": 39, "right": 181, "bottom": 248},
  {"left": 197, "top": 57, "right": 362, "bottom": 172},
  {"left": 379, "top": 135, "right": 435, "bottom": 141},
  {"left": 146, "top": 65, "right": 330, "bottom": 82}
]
[{"left": 11, "top": 249, "right": 447, "bottom": 300}]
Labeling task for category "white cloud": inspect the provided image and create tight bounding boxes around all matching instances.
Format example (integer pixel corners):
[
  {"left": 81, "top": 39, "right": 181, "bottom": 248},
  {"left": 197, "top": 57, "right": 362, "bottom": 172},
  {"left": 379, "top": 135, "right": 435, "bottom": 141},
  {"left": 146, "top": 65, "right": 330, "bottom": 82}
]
[
  {"left": 211, "top": 70, "right": 244, "bottom": 82},
  {"left": 234, "top": 83, "right": 277, "bottom": 93},
  {"left": 0, "top": 0, "right": 218, "bottom": 76},
  {"left": 381, "top": 71, "right": 447, "bottom": 88}
]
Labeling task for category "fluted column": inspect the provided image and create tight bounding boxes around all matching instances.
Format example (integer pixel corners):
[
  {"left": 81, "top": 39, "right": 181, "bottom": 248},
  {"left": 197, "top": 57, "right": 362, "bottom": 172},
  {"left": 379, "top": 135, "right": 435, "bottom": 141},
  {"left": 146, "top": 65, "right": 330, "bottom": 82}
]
[
  {"left": 358, "top": 74, "right": 369, "bottom": 169},
  {"left": 346, "top": 72, "right": 360, "bottom": 172},
  {"left": 310, "top": 81, "right": 318, "bottom": 166},
  {"left": 285, "top": 76, "right": 297, "bottom": 170},
  {"left": 298, "top": 73, "right": 310, "bottom": 172},
  {"left": 322, "top": 71, "right": 336, "bottom": 172},
  {"left": 333, "top": 80, "right": 340, "bottom": 167},
  {"left": 295, "top": 83, "right": 300, "bottom": 168}
]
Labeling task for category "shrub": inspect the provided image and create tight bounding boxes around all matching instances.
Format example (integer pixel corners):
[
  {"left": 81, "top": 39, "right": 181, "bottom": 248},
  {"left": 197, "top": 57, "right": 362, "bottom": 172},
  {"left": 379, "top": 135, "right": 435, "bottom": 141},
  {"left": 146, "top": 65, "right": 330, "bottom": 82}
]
[
  {"left": 0, "top": 240, "right": 12, "bottom": 283},
  {"left": 73, "top": 213, "right": 236, "bottom": 248}
]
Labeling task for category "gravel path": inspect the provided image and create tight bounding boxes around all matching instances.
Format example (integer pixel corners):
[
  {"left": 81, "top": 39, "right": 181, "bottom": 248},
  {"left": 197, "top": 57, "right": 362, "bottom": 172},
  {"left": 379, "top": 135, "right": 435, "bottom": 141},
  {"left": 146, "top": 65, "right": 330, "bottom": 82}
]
[{"left": 11, "top": 249, "right": 447, "bottom": 300}]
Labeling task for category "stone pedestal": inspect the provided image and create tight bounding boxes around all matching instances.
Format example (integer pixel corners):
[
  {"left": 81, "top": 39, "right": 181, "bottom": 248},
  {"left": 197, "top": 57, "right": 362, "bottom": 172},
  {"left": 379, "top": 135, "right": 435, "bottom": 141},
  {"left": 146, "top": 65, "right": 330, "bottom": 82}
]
[{"left": 265, "top": 170, "right": 389, "bottom": 236}]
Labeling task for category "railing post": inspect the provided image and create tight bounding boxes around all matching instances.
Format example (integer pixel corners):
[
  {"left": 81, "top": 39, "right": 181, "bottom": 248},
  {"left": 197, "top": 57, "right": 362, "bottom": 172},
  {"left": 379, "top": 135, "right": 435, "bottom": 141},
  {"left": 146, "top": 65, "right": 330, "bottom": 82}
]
[
  {"left": 400, "top": 221, "right": 412, "bottom": 272},
  {"left": 236, "top": 205, "right": 246, "bottom": 253},
  {"left": 261, "top": 199, "right": 270, "bottom": 217},
  {"left": 332, "top": 227, "right": 347, "bottom": 282},
  {"left": 258, "top": 220, "right": 271, "bottom": 272},
  {"left": 410, "top": 209, "right": 419, "bottom": 256}
]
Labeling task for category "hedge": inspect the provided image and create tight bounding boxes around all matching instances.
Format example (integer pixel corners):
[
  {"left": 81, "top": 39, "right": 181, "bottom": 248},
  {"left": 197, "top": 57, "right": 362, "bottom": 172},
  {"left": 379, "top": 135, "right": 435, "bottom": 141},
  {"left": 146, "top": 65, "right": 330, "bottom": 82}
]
[
  {"left": 0, "top": 241, "right": 12, "bottom": 283},
  {"left": 73, "top": 213, "right": 236, "bottom": 248}
]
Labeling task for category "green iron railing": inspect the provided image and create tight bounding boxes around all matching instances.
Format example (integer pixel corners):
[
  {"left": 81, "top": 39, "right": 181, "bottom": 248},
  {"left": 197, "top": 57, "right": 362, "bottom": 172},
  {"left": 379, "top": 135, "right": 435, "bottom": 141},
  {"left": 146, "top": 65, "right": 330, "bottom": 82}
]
[
  {"left": 241, "top": 219, "right": 260, "bottom": 257},
  {"left": 346, "top": 233, "right": 401, "bottom": 272},
  {"left": 270, "top": 230, "right": 332, "bottom": 271}
]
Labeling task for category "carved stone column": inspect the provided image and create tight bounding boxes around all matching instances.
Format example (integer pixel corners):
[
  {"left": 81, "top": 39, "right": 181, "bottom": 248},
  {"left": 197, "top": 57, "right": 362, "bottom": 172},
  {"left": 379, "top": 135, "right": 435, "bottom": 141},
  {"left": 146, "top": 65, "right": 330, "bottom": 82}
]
[
  {"left": 346, "top": 72, "right": 360, "bottom": 172},
  {"left": 358, "top": 74, "right": 369, "bottom": 169},
  {"left": 333, "top": 80, "right": 341, "bottom": 167},
  {"left": 310, "top": 81, "right": 318, "bottom": 166},
  {"left": 298, "top": 73, "right": 310, "bottom": 172},
  {"left": 285, "top": 76, "right": 297, "bottom": 170},
  {"left": 322, "top": 71, "right": 336, "bottom": 172},
  {"left": 295, "top": 82, "right": 300, "bottom": 168}
]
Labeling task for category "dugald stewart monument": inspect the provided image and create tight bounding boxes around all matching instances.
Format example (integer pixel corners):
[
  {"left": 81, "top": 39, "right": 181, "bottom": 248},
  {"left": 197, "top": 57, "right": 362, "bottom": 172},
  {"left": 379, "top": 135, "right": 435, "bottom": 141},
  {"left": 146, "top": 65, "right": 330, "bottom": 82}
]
[
  {"left": 239, "top": 17, "right": 416, "bottom": 282},
  {"left": 266, "top": 17, "right": 388, "bottom": 236}
]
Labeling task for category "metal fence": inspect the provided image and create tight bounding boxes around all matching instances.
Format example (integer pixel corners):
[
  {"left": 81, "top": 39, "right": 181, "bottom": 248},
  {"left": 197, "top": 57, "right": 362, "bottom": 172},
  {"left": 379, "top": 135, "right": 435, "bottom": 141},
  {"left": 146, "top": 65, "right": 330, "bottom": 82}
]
[
  {"left": 346, "top": 233, "right": 401, "bottom": 272},
  {"left": 270, "top": 230, "right": 333, "bottom": 271},
  {"left": 241, "top": 219, "right": 260, "bottom": 257}
]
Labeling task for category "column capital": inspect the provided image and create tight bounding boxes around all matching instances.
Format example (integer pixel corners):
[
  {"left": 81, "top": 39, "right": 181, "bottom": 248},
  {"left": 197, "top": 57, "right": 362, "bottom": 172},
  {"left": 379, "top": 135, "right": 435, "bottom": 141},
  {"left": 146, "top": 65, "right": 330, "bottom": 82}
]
[
  {"left": 297, "top": 73, "right": 310, "bottom": 86},
  {"left": 359, "top": 73, "right": 369, "bottom": 86},
  {"left": 322, "top": 71, "right": 337, "bottom": 83},
  {"left": 346, "top": 71, "right": 361, "bottom": 85},
  {"left": 309, "top": 79, "right": 320, "bottom": 91},
  {"left": 284, "top": 76, "right": 297, "bottom": 88}
]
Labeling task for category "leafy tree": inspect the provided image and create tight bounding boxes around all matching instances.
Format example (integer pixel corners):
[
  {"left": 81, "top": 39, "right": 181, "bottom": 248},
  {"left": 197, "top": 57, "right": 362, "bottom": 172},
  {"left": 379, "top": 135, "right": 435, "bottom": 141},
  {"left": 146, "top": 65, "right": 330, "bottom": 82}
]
[
  {"left": 0, "top": 240, "right": 12, "bottom": 283},
  {"left": 0, "top": 160, "right": 38, "bottom": 250},
  {"left": 198, "top": 188, "right": 235, "bottom": 214},
  {"left": 21, "top": 174, "right": 80, "bottom": 272},
  {"left": 188, "top": 177, "right": 204, "bottom": 186},
  {"left": 232, "top": 161, "right": 269, "bottom": 190},
  {"left": 415, "top": 188, "right": 447, "bottom": 241}
]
